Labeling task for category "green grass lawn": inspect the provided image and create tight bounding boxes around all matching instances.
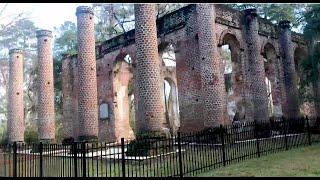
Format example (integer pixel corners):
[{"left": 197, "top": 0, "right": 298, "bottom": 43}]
[{"left": 196, "top": 143, "right": 320, "bottom": 177}]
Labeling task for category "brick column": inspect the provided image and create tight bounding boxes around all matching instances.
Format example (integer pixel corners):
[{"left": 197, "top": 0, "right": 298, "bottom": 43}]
[
  {"left": 279, "top": 20, "right": 299, "bottom": 119},
  {"left": 242, "top": 9, "right": 269, "bottom": 122},
  {"left": 76, "top": 6, "right": 98, "bottom": 141},
  {"left": 134, "top": 4, "right": 166, "bottom": 134},
  {"left": 36, "top": 30, "right": 56, "bottom": 142},
  {"left": 197, "top": 4, "right": 226, "bottom": 127},
  {"left": 7, "top": 49, "right": 24, "bottom": 143}
]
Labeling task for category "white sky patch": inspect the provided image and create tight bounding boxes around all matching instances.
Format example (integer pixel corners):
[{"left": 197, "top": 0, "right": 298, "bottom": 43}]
[{"left": 0, "top": 3, "right": 92, "bottom": 35}]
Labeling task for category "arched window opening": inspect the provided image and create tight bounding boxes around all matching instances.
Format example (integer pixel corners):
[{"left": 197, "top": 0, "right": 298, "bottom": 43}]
[
  {"left": 163, "top": 78, "right": 180, "bottom": 136},
  {"left": 162, "top": 44, "right": 176, "bottom": 67},
  {"left": 263, "top": 43, "right": 281, "bottom": 118},
  {"left": 265, "top": 76, "right": 273, "bottom": 117},
  {"left": 220, "top": 33, "right": 244, "bottom": 123},
  {"left": 124, "top": 54, "right": 132, "bottom": 64},
  {"left": 127, "top": 79, "right": 136, "bottom": 133},
  {"left": 159, "top": 42, "right": 179, "bottom": 136},
  {"left": 294, "top": 48, "right": 312, "bottom": 117}
]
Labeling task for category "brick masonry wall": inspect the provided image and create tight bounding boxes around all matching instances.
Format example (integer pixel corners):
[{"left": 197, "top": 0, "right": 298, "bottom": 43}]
[
  {"left": 76, "top": 6, "right": 99, "bottom": 140},
  {"left": 176, "top": 5, "right": 204, "bottom": 132},
  {"left": 61, "top": 4, "right": 313, "bottom": 141},
  {"left": 7, "top": 49, "right": 24, "bottom": 142},
  {"left": 134, "top": 4, "right": 166, "bottom": 133},
  {"left": 62, "top": 57, "right": 74, "bottom": 139},
  {"left": 36, "top": 30, "right": 55, "bottom": 141}
]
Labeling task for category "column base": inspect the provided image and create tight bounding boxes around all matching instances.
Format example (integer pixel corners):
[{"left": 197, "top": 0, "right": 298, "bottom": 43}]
[
  {"left": 77, "top": 135, "right": 98, "bottom": 143},
  {"left": 39, "top": 139, "right": 55, "bottom": 144},
  {"left": 62, "top": 137, "right": 75, "bottom": 145}
]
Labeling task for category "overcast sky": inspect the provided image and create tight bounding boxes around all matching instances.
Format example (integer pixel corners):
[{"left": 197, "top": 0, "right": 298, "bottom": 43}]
[
  {"left": 1, "top": 3, "right": 303, "bottom": 33},
  {"left": 1, "top": 3, "right": 92, "bottom": 31}
]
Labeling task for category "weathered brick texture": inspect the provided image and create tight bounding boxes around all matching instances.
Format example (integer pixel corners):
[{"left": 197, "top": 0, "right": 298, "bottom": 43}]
[
  {"left": 134, "top": 4, "right": 166, "bottom": 133},
  {"left": 242, "top": 9, "right": 269, "bottom": 122},
  {"left": 176, "top": 5, "right": 204, "bottom": 132},
  {"left": 76, "top": 6, "right": 98, "bottom": 140},
  {"left": 279, "top": 20, "right": 300, "bottom": 119},
  {"left": 197, "top": 4, "right": 226, "bottom": 127},
  {"left": 7, "top": 49, "right": 24, "bottom": 143},
  {"left": 60, "top": 4, "right": 313, "bottom": 141},
  {"left": 62, "top": 57, "right": 74, "bottom": 139},
  {"left": 36, "top": 30, "right": 55, "bottom": 141}
]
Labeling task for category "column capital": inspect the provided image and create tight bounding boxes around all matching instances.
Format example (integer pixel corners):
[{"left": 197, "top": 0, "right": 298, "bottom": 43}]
[
  {"left": 76, "top": 6, "right": 94, "bottom": 16},
  {"left": 243, "top": 8, "right": 258, "bottom": 17},
  {"left": 9, "top": 48, "right": 24, "bottom": 55},
  {"left": 279, "top": 20, "right": 291, "bottom": 29},
  {"left": 36, "top": 29, "right": 53, "bottom": 38}
]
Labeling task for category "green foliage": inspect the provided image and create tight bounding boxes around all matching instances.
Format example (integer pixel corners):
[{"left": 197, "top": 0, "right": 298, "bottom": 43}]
[
  {"left": 227, "top": 4, "right": 306, "bottom": 28},
  {"left": 53, "top": 21, "right": 77, "bottom": 59},
  {"left": 93, "top": 3, "right": 134, "bottom": 42},
  {"left": 300, "top": 5, "right": 320, "bottom": 105},
  {"left": 24, "top": 124, "right": 39, "bottom": 144},
  {"left": 126, "top": 132, "right": 167, "bottom": 156},
  {"left": 303, "top": 5, "right": 320, "bottom": 40},
  {"left": 0, "top": 18, "right": 38, "bottom": 132},
  {"left": 0, "top": 120, "right": 7, "bottom": 144}
]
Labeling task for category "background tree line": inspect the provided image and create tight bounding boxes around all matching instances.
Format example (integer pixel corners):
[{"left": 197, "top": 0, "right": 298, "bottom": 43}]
[{"left": 0, "top": 3, "right": 319, "bottom": 143}]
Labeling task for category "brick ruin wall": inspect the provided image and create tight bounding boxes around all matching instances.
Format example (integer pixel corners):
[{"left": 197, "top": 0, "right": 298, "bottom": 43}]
[{"left": 62, "top": 4, "right": 319, "bottom": 142}]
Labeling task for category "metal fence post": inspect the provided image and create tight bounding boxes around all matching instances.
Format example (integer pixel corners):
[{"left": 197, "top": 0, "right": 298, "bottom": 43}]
[
  {"left": 283, "top": 119, "right": 288, "bottom": 150},
  {"left": 81, "top": 142, "right": 86, "bottom": 177},
  {"left": 177, "top": 132, "right": 183, "bottom": 177},
  {"left": 254, "top": 120, "right": 261, "bottom": 158},
  {"left": 73, "top": 142, "right": 77, "bottom": 177},
  {"left": 121, "top": 138, "right": 125, "bottom": 177},
  {"left": 306, "top": 116, "right": 312, "bottom": 145},
  {"left": 13, "top": 142, "right": 17, "bottom": 177},
  {"left": 220, "top": 124, "right": 226, "bottom": 166},
  {"left": 39, "top": 142, "right": 43, "bottom": 177}
]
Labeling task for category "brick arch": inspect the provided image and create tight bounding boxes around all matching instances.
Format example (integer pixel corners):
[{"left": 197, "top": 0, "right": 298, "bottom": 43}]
[
  {"left": 261, "top": 40, "right": 280, "bottom": 57},
  {"left": 113, "top": 49, "right": 134, "bottom": 66},
  {"left": 262, "top": 42, "right": 283, "bottom": 118},
  {"left": 158, "top": 41, "right": 177, "bottom": 67},
  {"left": 218, "top": 30, "right": 246, "bottom": 122},
  {"left": 218, "top": 29, "right": 244, "bottom": 50},
  {"left": 294, "top": 46, "right": 308, "bottom": 70},
  {"left": 262, "top": 42, "right": 277, "bottom": 63}
]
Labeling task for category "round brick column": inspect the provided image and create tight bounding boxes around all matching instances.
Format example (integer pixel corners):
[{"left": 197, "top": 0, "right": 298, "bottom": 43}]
[
  {"left": 242, "top": 9, "right": 269, "bottom": 122},
  {"left": 36, "top": 30, "right": 55, "bottom": 142},
  {"left": 279, "top": 20, "right": 300, "bottom": 120},
  {"left": 76, "top": 6, "right": 98, "bottom": 141},
  {"left": 7, "top": 49, "right": 24, "bottom": 143},
  {"left": 197, "top": 4, "right": 226, "bottom": 127},
  {"left": 134, "top": 4, "right": 166, "bottom": 134}
]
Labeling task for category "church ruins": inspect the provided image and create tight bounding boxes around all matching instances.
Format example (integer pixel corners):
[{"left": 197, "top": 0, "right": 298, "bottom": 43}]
[{"left": 5, "top": 4, "right": 320, "bottom": 143}]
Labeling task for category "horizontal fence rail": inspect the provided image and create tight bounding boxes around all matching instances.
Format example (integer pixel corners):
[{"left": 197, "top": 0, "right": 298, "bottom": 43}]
[{"left": 0, "top": 117, "right": 319, "bottom": 177}]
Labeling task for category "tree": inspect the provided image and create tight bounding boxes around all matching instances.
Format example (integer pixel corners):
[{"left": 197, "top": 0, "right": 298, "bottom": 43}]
[
  {"left": 0, "top": 17, "right": 39, "bottom": 141},
  {"left": 53, "top": 21, "right": 77, "bottom": 58},
  {"left": 0, "top": 3, "right": 32, "bottom": 35},
  {"left": 300, "top": 5, "right": 320, "bottom": 106},
  {"left": 227, "top": 4, "right": 306, "bottom": 29},
  {"left": 92, "top": 3, "right": 187, "bottom": 43},
  {"left": 93, "top": 3, "right": 134, "bottom": 42}
]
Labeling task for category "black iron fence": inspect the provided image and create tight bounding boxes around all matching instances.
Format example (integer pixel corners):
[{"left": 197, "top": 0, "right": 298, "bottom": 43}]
[{"left": 0, "top": 117, "right": 320, "bottom": 177}]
